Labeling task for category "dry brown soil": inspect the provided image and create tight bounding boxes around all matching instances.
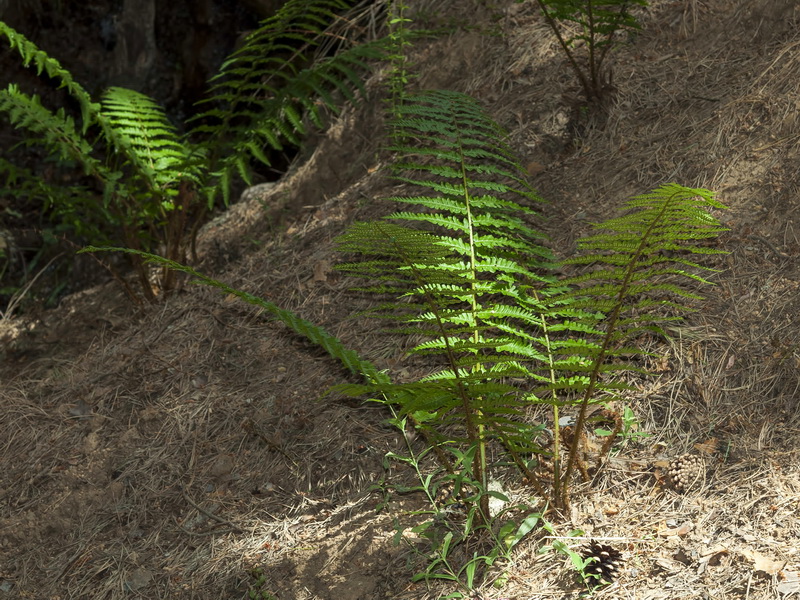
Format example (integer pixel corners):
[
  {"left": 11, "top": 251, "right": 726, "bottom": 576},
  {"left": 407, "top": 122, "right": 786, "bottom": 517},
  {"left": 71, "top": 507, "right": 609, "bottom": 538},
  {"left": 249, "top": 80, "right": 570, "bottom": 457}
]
[{"left": 1, "top": 1, "right": 800, "bottom": 599}]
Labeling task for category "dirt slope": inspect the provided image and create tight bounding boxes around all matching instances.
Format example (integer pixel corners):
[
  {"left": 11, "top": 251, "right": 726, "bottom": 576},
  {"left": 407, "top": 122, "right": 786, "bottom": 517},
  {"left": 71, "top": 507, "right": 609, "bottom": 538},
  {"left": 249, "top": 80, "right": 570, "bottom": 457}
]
[{"left": 1, "top": 1, "right": 799, "bottom": 599}]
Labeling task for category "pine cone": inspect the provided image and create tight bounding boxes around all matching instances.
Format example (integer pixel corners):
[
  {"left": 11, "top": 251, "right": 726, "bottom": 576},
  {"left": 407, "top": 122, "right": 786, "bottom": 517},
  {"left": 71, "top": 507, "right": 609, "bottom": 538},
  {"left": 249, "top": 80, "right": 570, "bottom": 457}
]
[
  {"left": 433, "top": 480, "right": 467, "bottom": 516},
  {"left": 667, "top": 453, "right": 705, "bottom": 492},
  {"left": 581, "top": 540, "right": 624, "bottom": 584}
]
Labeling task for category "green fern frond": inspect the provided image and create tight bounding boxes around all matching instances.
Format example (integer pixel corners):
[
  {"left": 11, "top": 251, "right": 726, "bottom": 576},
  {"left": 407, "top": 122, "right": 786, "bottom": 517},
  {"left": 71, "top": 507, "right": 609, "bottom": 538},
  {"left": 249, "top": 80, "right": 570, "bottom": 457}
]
[
  {"left": 540, "top": 0, "right": 647, "bottom": 46},
  {"left": 529, "top": 184, "right": 726, "bottom": 366},
  {"left": 535, "top": 183, "right": 727, "bottom": 492},
  {"left": 190, "top": 0, "right": 385, "bottom": 204},
  {"left": 335, "top": 90, "right": 557, "bottom": 488},
  {"left": 0, "top": 85, "right": 103, "bottom": 178},
  {"left": 560, "top": 183, "right": 725, "bottom": 300},
  {"left": 81, "top": 246, "right": 388, "bottom": 387},
  {"left": 0, "top": 157, "right": 117, "bottom": 242},
  {"left": 0, "top": 22, "right": 96, "bottom": 132},
  {"left": 100, "top": 87, "right": 198, "bottom": 192}
]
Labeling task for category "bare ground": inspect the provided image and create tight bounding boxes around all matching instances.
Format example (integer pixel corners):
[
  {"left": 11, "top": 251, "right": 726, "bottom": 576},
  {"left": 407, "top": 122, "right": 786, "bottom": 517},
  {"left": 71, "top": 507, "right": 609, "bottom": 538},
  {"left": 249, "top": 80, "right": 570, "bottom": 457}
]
[{"left": 1, "top": 1, "right": 799, "bottom": 599}]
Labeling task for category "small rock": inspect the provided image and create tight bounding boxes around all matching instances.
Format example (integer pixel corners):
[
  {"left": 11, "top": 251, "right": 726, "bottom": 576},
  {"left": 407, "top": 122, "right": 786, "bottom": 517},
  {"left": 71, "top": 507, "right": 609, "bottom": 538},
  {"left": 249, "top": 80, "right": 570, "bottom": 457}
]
[
  {"left": 210, "top": 454, "right": 234, "bottom": 480},
  {"left": 123, "top": 567, "right": 152, "bottom": 592}
]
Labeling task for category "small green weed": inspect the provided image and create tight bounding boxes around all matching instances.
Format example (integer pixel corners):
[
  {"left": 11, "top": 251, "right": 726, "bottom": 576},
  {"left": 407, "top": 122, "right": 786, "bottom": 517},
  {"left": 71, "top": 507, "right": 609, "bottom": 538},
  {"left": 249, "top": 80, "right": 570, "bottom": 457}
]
[
  {"left": 592, "top": 406, "right": 650, "bottom": 452},
  {"left": 541, "top": 525, "right": 623, "bottom": 592},
  {"left": 246, "top": 567, "right": 277, "bottom": 600},
  {"left": 380, "top": 412, "right": 542, "bottom": 599}
]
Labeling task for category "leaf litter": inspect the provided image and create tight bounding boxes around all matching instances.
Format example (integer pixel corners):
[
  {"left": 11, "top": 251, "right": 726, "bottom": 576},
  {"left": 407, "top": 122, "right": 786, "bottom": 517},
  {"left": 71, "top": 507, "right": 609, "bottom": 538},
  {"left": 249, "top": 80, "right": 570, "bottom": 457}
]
[{"left": 1, "top": 1, "right": 800, "bottom": 598}]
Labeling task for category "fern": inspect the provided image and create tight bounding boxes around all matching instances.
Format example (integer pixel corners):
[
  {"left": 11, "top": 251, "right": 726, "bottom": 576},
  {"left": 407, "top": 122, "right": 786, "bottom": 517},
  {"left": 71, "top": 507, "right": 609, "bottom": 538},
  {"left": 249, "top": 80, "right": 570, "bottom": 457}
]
[
  {"left": 526, "top": 183, "right": 727, "bottom": 505},
  {"left": 191, "top": 0, "right": 386, "bottom": 203},
  {"left": 0, "top": 85, "right": 103, "bottom": 177},
  {"left": 335, "top": 90, "right": 728, "bottom": 511},
  {"left": 0, "top": 158, "right": 115, "bottom": 244},
  {"left": 1, "top": 4, "right": 383, "bottom": 300},
  {"left": 532, "top": 0, "right": 647, "bottom": 101},
  {"left": 0, "top": 21, "right": 96, "bottom": 132},
  {"left": 100, "top": 87, "right": 201, "bottom": 203},
  {"left": 336, "top": 90, "right": 556, "bottom": 517}
]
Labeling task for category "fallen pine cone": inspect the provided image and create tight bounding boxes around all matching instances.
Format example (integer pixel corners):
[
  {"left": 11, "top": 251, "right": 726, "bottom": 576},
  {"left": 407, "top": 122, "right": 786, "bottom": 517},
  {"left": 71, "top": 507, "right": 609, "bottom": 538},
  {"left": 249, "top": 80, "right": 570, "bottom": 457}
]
[
  {"left": 581, "top": 539, "right": 624, "bottom": 584},
  {"left": 667, "top": 453, "right": 705, "bottom": 492}
]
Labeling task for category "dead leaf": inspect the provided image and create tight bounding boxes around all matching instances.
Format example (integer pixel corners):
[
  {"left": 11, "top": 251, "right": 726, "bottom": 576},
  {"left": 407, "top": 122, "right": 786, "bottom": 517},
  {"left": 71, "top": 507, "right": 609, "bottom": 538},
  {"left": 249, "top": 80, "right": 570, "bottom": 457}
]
[
  {"left": 525, "top": 161, "right": 546, "bottom": 176},
  {"left": 740, "top": 547, "right": 786, "bottom": 576},
  {"left": 658, "top": 521, "right": 692, "bottom": 537},
  {"left": 777, "top": 570, "right": 800, "bottom": 595},
  {"left": 699, "top": 546, "right": 729, "bottom": 566},
  {"left": 654, "top": 556, "right": 682, "bottom": 572},
  {"left": 210, "top": 454, "right": 235, "bottom": 481},
  {"left": 83, "top": 431, "right": 100, "bottom": 454},
  {"left": 124, "top": 567, "right": 153, "bottom": 592},
  {"left": 694, "top": 437, "right": 720, "bottom": 455},
  {"left": 313, "top": 260, "right": 330, "bottom": 283}
]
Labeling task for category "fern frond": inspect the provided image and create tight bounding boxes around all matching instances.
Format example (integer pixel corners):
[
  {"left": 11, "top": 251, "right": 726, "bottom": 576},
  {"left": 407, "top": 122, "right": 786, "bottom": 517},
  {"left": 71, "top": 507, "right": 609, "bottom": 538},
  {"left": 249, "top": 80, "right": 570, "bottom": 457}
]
[
  {"left": 190, "top": 0, "right": 385, "bottom": 204},
  {"left": 0, "top": 85, "right": 104, "bottom": 178},
  {"left": 560, "top": 183, "right": 725, "bottom": 306},
  {"left": 0, "top": 157, "right": 117, "bottom": 242},
  {"left": 542, "top": 183, "right": 727, "bottom": 490},
  {"left": 0, "top": 22, "right": 96, "bottom": 132},
  {"left": 100, "top": 87, "right": 199, "bottom": 193},
  {"left": 81, "top": 246, "right": 389, "bottom": 387},
  {"left": 540, "top": 0, "right": 647, "bottom": 47},
  {"left": 335, "top": 90, "right": 557, "bottom": 482}
]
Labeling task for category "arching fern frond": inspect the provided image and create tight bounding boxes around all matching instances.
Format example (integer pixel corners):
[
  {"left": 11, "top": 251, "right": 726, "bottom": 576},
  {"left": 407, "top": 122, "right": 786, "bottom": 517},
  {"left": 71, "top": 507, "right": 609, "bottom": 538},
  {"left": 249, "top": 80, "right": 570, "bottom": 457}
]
[
  {"left": 537, "top": 183, "right": 727, "bottom": 501},
  {"left": 0, "top": 84, "right": 104, "bottom": 178},
  {"left": 100, "top": 87, "right": 200, "bottom": 195},
  {"left": 190, "top": 0, "right": 385, "bottom": 204},
  {"left": 0, "top": 157, "right": 117, "bottom": 244},
  {"left": 558, "top": 183, "right": 726, "bottom": 334},
  {"left": 338, "top": 90, "right": 555, "bottom": 380},
  {"left": 0, "top": 21, "right": 96, "bottom": 132},
  {"left": 81, "top": 246, "right": 389, "bottom": 386}
]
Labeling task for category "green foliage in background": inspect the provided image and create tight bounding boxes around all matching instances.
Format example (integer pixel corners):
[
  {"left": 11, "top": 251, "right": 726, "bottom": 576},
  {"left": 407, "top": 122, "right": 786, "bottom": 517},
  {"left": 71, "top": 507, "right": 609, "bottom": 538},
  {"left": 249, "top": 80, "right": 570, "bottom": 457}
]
[
  {"left": 191, "top": 0, "right": 385, "bottom": 205},
  {"left": 528, "top": 0, "right": 648, "bottom": 102},
  {"left": 0, "top": 0, "right": 384, "bottom": 302}
]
